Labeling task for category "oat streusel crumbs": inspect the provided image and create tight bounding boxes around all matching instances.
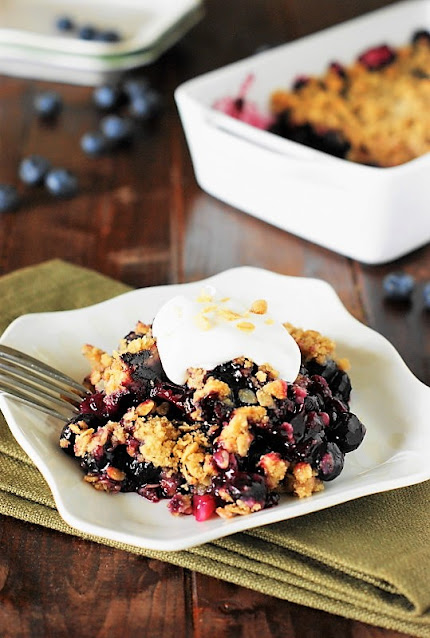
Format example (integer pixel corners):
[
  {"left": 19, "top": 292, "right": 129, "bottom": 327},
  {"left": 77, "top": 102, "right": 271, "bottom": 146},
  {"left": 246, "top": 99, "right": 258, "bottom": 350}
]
[
  {"left": 135, "top": 400, "right": 156, "bottom": 417},
  {"left": 117, "top": 335, "right": 155, "bottom": 355},
  {"left": 250, "top": 299, "right": 268, "bottom": 315},
  {"left": 236, "top": 321, "right": 255, "bottom": 333},
  {"left": 218, "top": 406, "right": 267, "bottom": 456},
  {"left": 193, "top": 377, "right": 232, "bottom": 405},
  {"left": 286, "top": 462, "right": 324, "bottom": 498},
  {"left": 186, "top": 367, "right": 206, "bottom": 390},
  {"left": 284, "top": 323, "right": 336, "bottom": 364},
  {"left": 270, "top": 36, "right": 430, "bottom": 166},
  {"left": 174, "top": 431, "right": 213, "bottom": 486},
  {"left": 82, "top": 345, "right": 113, "bottom": 386},
  {"left": 258, "top": 453, "right": 289, "bottom": 490},
  {"left": 216, "top": 500, "right": 263, "bottom": 519},
  {"left": 256, "top": 379, "right": 288, "bottom": 407},
  {"left": 134, "top": 416, "right": 179, "bottom": 469}
]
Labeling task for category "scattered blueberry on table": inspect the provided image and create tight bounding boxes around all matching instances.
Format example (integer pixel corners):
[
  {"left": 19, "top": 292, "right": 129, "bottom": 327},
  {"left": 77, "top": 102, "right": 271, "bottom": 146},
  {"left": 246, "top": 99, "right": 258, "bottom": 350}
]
[
  {"left": 382, "top": 272, "right": 415, "bottom": 301},
  {"left": 123, "top": 78, "right": 150, "bottom": 99},
  {"left": 0, "top": 185, "right": 20, "bottom": 212},
  {"left": 33, "top": 91, "right": 62, "bottom": 119},
  {"left": 129, "top": 88, "right": 163, "bottom": 121},
  {"left": 93, "top": 84, "right": 122, "bottom": 111},
  {"left": 45, "top": 168, "right": 78, "bottom": 198},
  {"left": 100, "top": 114, "right": 135, "bottom": 144},
  {"left": 19, "top": 155, "right": 51, "bottom": 186},
  {"left": 80, "top": 131, "right": 111, "bottom": 156}
]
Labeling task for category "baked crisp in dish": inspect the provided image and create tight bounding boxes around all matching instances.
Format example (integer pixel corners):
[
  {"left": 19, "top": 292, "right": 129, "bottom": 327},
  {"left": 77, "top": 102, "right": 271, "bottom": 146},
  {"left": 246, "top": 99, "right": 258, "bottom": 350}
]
[
  {"left": 60, "top": 292, "right": 366, "bottom": 522},
  {"left": 270, "top": 30, "right": 430, "bottom": 167},
  {"left": 214, "top": 31, "right": 430, "bottom": 167}
]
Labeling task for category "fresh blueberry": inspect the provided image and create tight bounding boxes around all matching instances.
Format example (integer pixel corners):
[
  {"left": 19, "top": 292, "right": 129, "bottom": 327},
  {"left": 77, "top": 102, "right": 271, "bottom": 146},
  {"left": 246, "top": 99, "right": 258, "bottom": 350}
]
[
  {"left": 80, "top": 131, "right": 110, "bottom": 156},
  {"left": 93, "top": 84, "right": 122, "bottom": 111},
  {"left": 0, "top": 185, "right": 20, "bottom": 212},
  {"left": 19, "top": 155, "right": 51, "bottom": 186},
  {"left": 45, "top": 168, "right": 78, "bottom": 198},
  {"left": 55, "top": 16, "right": 75, "bottom": 31},
  {"left": 96, "top": 30, "right": 121, "bottom": 42},
  {"left": 34, "top": 91, "right": 62, "bottom": 118},
  {"left": 423, "top": 282, "right": 430, "bottom": 310},
  {"left": 383, "top": 272, "right": 415, "bottom": 301},
  {"left": 100, "top": 115, "right": 134, "bottom": 144},
  {"left": 129, "top": 89, "right": 162, "bottom": 120},
  {"left": 78, "top": 25, "right": 97, "bottom": 40},
  {"left": 123, "top": 78, "right": 150, "bottom": 99}
]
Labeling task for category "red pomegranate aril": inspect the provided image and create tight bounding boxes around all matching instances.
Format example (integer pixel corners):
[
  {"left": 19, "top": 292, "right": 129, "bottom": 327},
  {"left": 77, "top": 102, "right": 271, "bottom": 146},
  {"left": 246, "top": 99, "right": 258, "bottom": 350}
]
[
  {"left": 213, "top": 449, "right": 230, "bottom": 469},
  {"left": 193, "top": 494, "right": 217, "bottom": 522},
  {"left": 358, "top": 44, "right": 396, "bottom": 70}
]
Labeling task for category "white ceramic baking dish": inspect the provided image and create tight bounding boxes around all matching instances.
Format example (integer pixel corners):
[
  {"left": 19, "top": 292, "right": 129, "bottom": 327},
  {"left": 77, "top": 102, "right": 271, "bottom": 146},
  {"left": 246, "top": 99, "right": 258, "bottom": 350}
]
[{"left": 175, "top": 0, "right": 430, "bottom": 264}]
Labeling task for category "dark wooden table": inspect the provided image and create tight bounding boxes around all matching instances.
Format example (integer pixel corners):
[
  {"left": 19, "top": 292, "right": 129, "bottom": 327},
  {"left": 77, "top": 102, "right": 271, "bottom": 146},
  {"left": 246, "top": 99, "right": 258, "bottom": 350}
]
[{"left": 0, "top": 1, "right": 428, "bottom": 636}]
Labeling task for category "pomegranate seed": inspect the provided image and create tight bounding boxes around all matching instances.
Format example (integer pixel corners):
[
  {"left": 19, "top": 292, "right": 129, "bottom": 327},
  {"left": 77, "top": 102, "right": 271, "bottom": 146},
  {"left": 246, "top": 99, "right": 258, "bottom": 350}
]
[
  {"left": 358, "top": 44, "right": 395, "bottom": 71},
  {"left": 193, "top": 494, "right": 217, "bottom": 522},
  {"left": 213, "top": 449, "right": 230, "bottom": 469}
]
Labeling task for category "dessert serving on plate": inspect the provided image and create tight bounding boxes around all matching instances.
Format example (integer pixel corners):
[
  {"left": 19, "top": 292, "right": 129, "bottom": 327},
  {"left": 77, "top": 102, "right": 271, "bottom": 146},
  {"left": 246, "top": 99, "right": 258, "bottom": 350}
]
[{"left": 59, "top": 288, "right": 366, "bottom": 522}]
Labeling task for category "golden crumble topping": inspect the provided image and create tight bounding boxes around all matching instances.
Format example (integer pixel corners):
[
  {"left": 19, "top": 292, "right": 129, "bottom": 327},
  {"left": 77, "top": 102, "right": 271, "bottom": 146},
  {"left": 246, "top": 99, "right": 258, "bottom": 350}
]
[
  {"left": 270, "top": 36, "right": 430, "bottom": 167},
  {"left": 218, "top": 406, "right": 267, "bottom": 457},
  {"left": 61, "top": 314, "right": 365, "bottom": 522}
]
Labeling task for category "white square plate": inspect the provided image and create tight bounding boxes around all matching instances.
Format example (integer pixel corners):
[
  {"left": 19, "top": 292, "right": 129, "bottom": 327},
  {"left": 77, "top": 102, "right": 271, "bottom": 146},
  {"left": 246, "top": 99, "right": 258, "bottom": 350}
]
[
  {"left": 0, "top": 267, "right": 429, "bottom": 551},
  {"left": 0, "top": 0, "right": 203, "bottom": 84}
]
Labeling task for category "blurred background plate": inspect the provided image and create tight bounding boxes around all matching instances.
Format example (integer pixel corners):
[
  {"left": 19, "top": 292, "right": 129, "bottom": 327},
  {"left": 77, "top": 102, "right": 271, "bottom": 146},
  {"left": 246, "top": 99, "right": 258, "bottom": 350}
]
[{"left": 0, "top": 0, "right": 203, "bottom": 84}]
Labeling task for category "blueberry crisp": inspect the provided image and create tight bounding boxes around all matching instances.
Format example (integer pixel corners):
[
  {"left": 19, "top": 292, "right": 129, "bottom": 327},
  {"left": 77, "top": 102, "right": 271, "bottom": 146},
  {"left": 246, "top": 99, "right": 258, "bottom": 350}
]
[
  {"left": 215, "top": 31, "right": 430, "bottom": 167},
  {"left": 60, "top": 293, "right": 366, "bottom": 522}
]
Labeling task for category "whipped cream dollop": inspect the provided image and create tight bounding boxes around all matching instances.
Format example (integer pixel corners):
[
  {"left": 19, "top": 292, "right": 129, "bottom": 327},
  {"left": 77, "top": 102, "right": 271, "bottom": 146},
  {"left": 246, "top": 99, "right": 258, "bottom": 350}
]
[{"left": 152, "top": 287, "right": 301, "bottom": 385}]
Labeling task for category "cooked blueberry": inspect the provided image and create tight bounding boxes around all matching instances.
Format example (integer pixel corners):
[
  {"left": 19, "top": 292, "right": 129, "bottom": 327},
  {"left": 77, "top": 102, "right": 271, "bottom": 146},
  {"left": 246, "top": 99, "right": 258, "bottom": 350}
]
[
  {"left": 34, "top": 91, "right": 62, "bottom": 118},
  {"left": 412, "top": 30, "right": 430, "bottom": 45},
  {"left": 96, "top": 30, "right": 121, "bottom": 42},
  {"left": 423, "top": 282, "right": 430, "bottom": 310},
  {"left": 56, "top": 16, "right": 75, "bottom": 31},
  {"left": 100, "top": 114, "right": 135, "bottom": 143},
  {"left": 329, "top": 61, "right": 346, "bottom": 78},
  {"left": 93, "top": 84, "right": 122, "bottom": 110},
  {"left": 80, "top": 131, "right": 110, "bottom": 156},
  {"left": 292, "top": 75, "right": 310, "bottom": 90},
  {"left": 45, "top": 168, "right": 78, "bottom": 198},
  {"left": 129, "top": 89, "right": 163, "bottom": 120},
  {"left": 327, "top": 412, "right": 365, "bottom": 452},
  {"left": 317, "top": 441, "right": 344, "bottom": 481},
  {"left": 383, "top": 272, "right": 415, "bottom": 301},
  {"left": 320, "top": 130, "right": 350, "bottom": 158},
  {"left": 19, "top": 155, "right": 51, "bottom": 185},
  {"left": 328, "top": 369, "right": 351, "bottom": 403},
  {"left": 78, "top": 25, "right": 97, "bottom": 40},
  {"left": 0, "top": 184, "right": 20, "bottom": 212}
]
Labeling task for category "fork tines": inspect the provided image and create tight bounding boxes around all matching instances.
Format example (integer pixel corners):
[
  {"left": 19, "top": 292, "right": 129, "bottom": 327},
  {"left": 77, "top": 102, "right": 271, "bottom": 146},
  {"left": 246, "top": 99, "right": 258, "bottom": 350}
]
[{"left": 0, "top": 344, "right": 89, "bottom": 421}]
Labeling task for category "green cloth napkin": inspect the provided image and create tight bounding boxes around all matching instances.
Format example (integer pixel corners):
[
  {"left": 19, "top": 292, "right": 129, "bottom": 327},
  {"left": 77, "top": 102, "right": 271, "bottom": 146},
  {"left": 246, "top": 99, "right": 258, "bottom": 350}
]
[{"left": 0, "top": 260, "right": 429, "bottom": 638}]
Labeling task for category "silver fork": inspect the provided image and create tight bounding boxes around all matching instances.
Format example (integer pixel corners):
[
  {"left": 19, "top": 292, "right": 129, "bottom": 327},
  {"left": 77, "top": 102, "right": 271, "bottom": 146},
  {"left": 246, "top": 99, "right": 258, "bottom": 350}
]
[{"left": 0, "top": 345, "right": 89, "bottom": 421}]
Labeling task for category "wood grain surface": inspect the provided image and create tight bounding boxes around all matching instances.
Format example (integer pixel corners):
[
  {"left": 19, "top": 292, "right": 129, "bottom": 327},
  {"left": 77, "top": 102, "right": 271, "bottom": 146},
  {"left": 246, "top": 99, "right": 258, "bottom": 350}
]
[{"left": 0, "top": 1, "right": 428, "bottom": 636}]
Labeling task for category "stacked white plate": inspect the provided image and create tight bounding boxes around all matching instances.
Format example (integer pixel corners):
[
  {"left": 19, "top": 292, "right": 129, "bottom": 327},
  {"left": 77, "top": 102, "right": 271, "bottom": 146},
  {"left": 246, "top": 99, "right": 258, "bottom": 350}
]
[{"left": 0, "top": 0, "right": 203, "bottom": 85}]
